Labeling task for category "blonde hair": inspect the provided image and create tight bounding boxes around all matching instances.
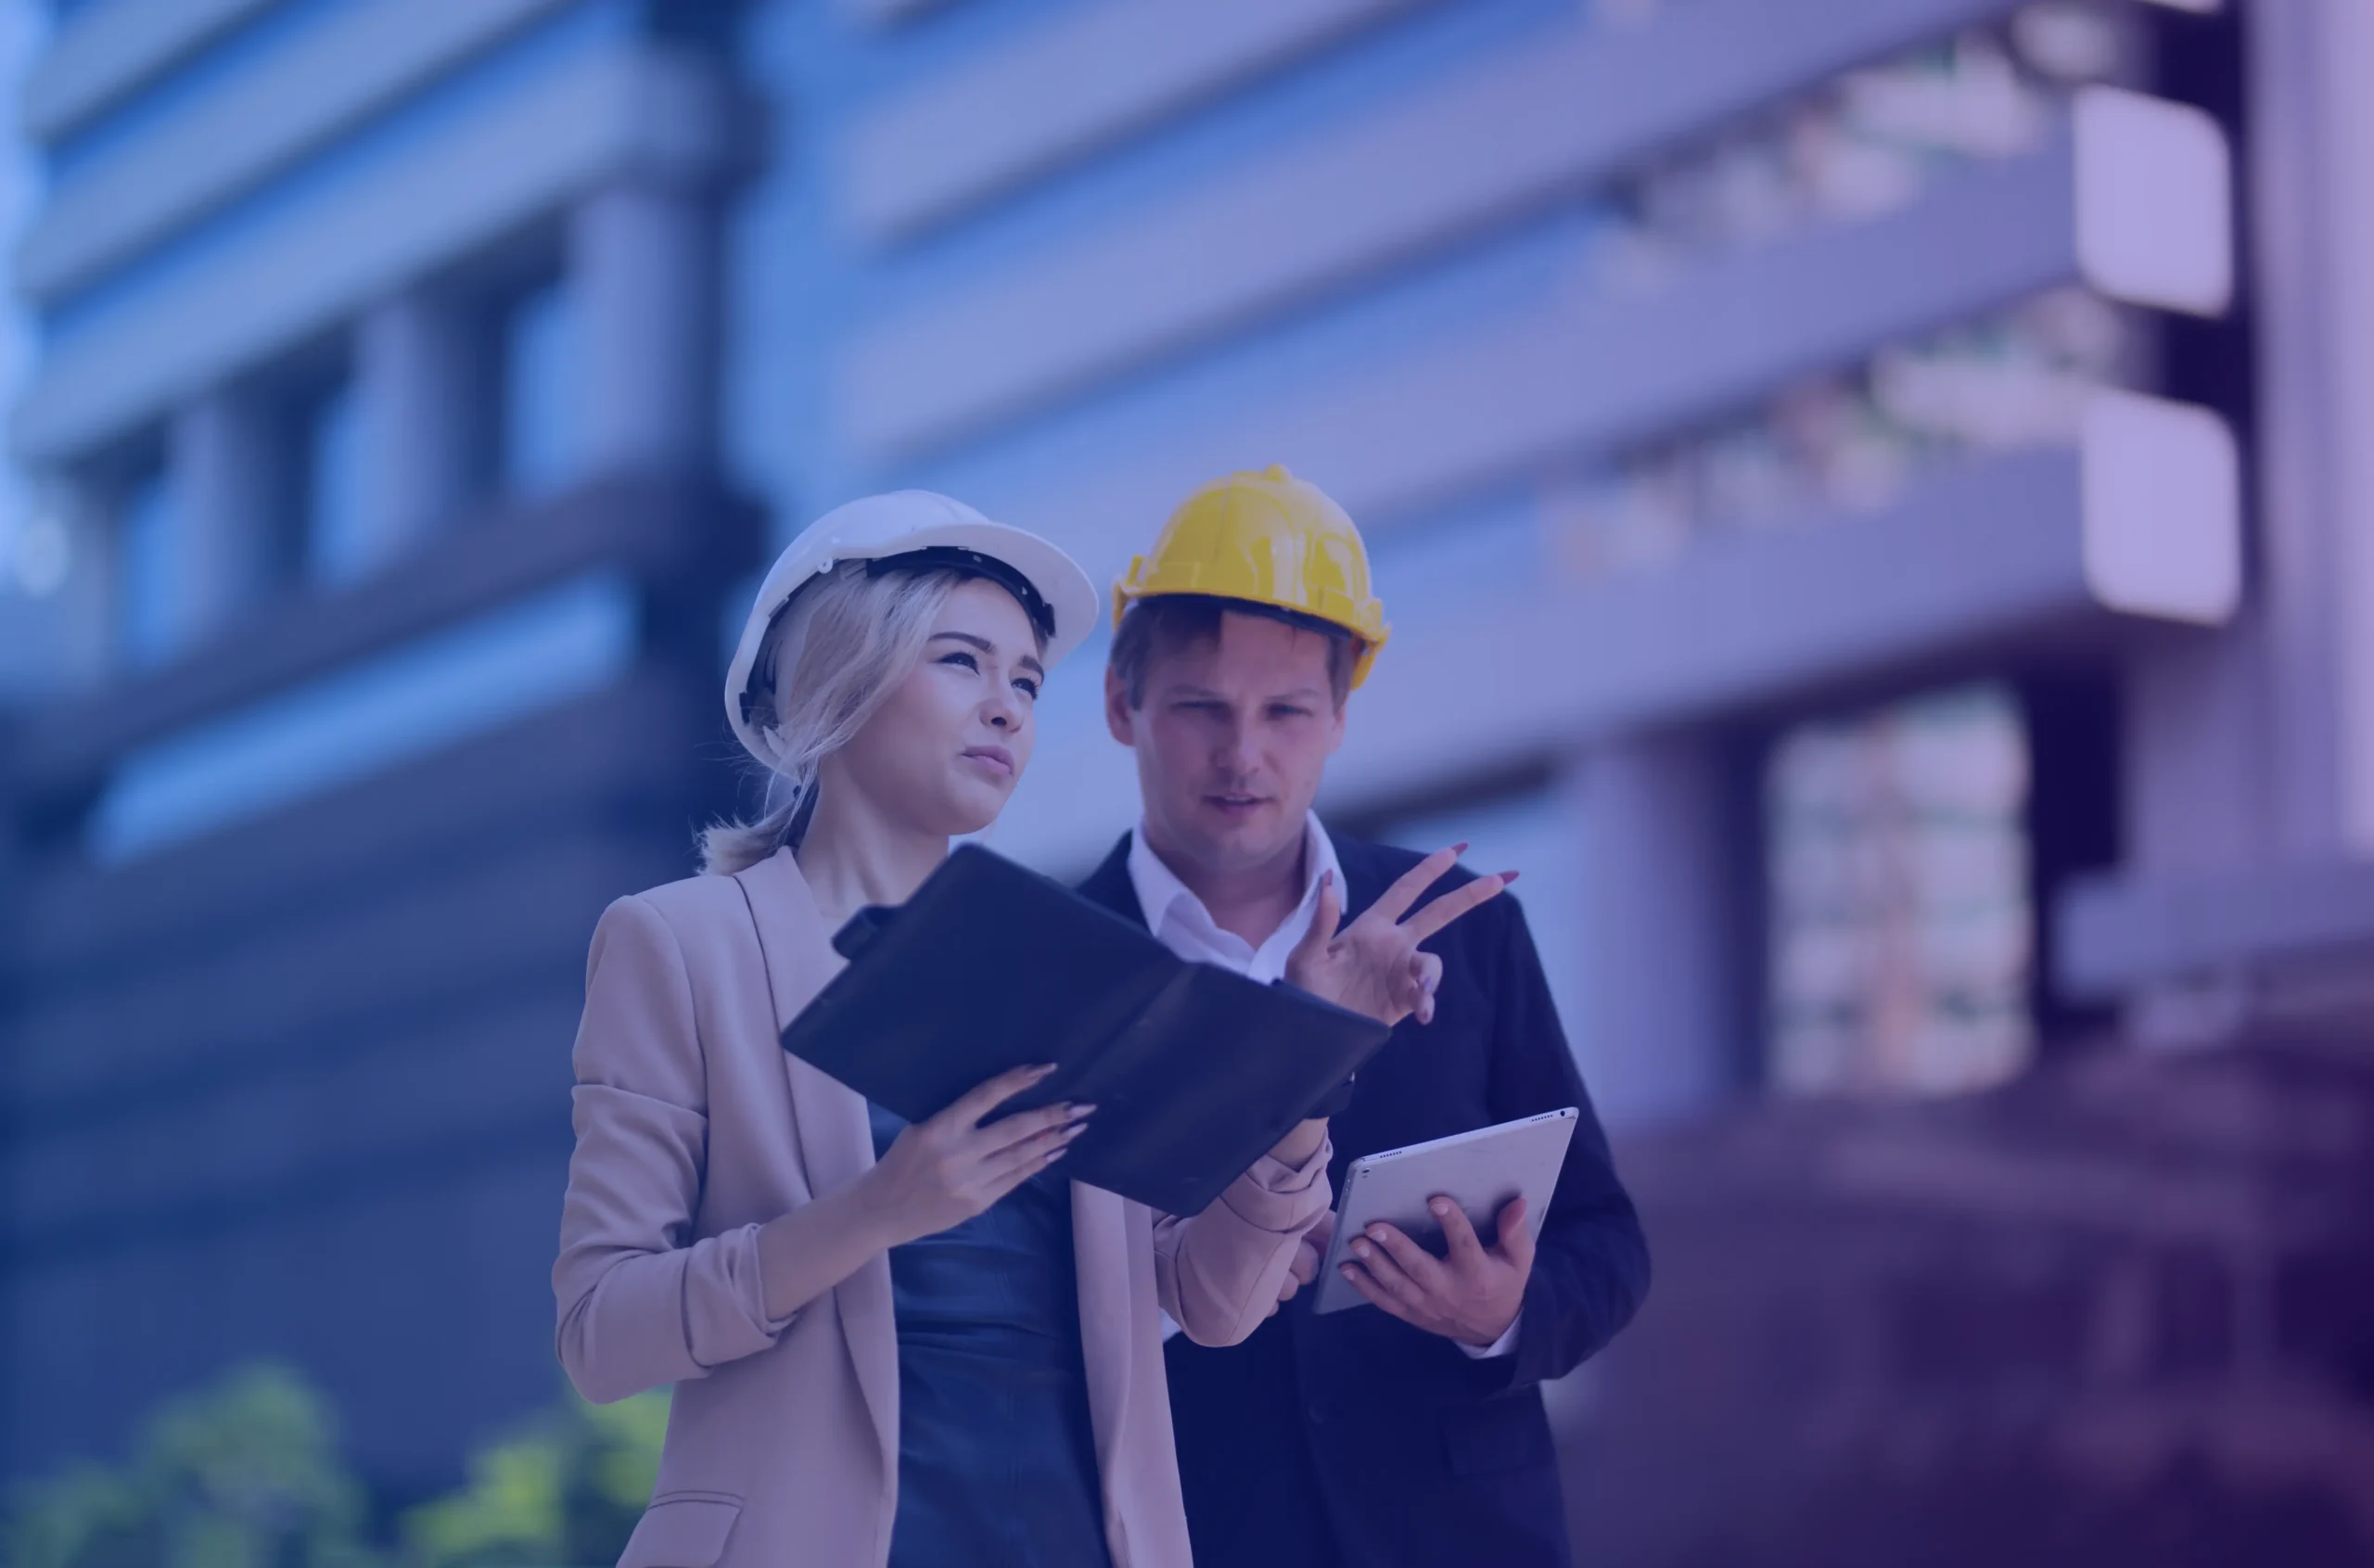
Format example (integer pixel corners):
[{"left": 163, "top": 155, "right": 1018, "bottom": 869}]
[{"left": 702, "top": 563, "right": 967, "bottom": 874}]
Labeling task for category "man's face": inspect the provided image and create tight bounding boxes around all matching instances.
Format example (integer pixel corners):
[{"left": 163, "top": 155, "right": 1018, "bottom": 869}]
[{"left": 1105, "top": 609, "right": 1347, "bottom": 879}]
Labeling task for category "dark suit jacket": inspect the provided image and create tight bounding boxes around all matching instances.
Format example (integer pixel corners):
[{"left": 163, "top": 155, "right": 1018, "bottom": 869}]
[{"left": 1079, "top": 829, "right": 1651, "bottom": 1568}]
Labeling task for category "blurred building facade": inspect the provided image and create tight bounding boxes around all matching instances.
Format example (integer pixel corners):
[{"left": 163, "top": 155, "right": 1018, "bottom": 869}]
[
  {"left": 746, "top": 0, "right": 2286, "bottom": 1119},
  {"left": 0, "top": 0, "right": 758, "bottom": 1492},
  {"left": 4, "top": 0, "right": 2371, "bottom": 1518}
]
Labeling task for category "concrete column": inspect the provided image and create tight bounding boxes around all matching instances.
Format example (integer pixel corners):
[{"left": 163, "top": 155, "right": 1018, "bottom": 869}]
[
  {"left": 2311, "top": 0, "right": 2374, "bottom": 855},
  {"left": 1565, "top": 732, "right": 1753, "bottom": 1127},
  {"left": 2151, "top": 0, "right": 2374, "bottom": 866},
  {"left": 2118, "top": 626, "right": 2272, "bottom": 880},
  {"left": 570, "top": 180, "right": 715, "bottom": 475},
  {"left": 2061, "top": 0, "right": 2374, "bottom": 1038},
  {"left": 167, "top": 390, "right": 281, "bottom": 653},
  {"left": 351, "top": 290, "right": 477, "bottom": 576}
]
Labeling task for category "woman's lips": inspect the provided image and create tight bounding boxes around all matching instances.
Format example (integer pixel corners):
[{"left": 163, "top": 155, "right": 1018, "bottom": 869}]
[
  {"left": 963, "top": 746, "right": 1015, "bottom": 776},
  {"left": 1205, "top": 793, "right": 1268, "bottom": 817}
]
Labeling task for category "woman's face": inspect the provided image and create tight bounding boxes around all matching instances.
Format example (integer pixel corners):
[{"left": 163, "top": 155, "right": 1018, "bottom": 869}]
[{"left": 825, "top": 577, "right": 1046, "bottom": 836}]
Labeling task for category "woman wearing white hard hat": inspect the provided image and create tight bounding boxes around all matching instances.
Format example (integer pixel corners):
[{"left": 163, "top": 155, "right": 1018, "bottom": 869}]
[{"left": 553, "top": 492, "right": 1336, "bottom": 1568}]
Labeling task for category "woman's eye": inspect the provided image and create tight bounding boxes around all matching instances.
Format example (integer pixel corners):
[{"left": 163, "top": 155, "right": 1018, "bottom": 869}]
[
  {"left": 1014, "top": 678, "right": 1040, "bottom": 700},
  {"left": 938, "top": 651, "right": 979, "bottom": 672}
]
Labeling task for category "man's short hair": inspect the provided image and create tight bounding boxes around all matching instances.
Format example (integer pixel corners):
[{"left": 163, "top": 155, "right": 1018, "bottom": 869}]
[{"left": 1108, "top": 593, "right": 1360, "bottom": 709}]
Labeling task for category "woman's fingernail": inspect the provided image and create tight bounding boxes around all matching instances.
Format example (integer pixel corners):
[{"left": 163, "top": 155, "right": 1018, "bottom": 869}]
[
  {"left": 1341, "top": 1267, "right": 1358, "bottom": 1281},
  {"left": 1501, "top": 870, "right": 1521, "bottom": 885},
  {"left": 1352, "top": 1241, "right": 1371, "bottom": 1258},
  {"left": 1431, "top": 1199, "right": 1451, "bottom": 1216},
  {"left": 1453, "top": 841, "right": 1470, "bottom": 854},
  {"left": 1070, "top": 1103, "right": 1097, "bottom": 1117}
]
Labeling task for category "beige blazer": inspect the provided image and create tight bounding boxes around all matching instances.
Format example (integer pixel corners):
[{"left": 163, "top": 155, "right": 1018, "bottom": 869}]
[{"left": 554, "top": 847, "right": 1331, "bottom": 1568}]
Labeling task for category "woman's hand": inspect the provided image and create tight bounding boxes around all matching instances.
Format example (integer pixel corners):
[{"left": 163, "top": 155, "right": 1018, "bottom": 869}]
[
  {"left": 857, "top": 1064, "right": 1091, "bottom": 1247},
  {"left": 1285, "top": 847, "right": 1514, "bottom": 1027}
]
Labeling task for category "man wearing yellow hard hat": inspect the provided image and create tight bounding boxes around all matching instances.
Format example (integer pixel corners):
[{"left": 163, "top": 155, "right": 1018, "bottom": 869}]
[{"left": 1073, "top": 466, "right": 1650, "bottom": 1568}]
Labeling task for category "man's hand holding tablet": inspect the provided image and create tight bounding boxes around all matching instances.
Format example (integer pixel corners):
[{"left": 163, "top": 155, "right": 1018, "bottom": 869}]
[
  {"left": 1310, "top": 1108, "right": 1579, "bottom": 1342},
  {"left": 1340, "top": 1194, "right": 1536, "bottom": 1346}
]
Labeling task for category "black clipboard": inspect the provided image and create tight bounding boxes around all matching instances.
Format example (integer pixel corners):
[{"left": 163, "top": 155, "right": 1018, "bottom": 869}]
[{"left": 780, "top": 844, "right": 1388, "bottom": 1214}]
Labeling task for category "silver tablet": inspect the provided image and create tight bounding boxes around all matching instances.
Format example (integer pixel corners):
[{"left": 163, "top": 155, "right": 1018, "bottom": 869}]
[{"left": 1312, "top": 1108, "right": 1578, "bottom": 1316}]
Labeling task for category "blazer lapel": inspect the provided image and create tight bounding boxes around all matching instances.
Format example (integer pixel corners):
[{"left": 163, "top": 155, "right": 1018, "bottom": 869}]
[
  {"left": 1326, "top": 825, "right": 1391, "bottom": 925},
  {"left": 734, "top": 848, "right": 899, "bottom": 1482},
  {"left": 1069, "top": 1182, "right": 1136, "bottom": 1482},
  {"left": 1074, "top": 834, "right": 1145, "bottom": 926}
]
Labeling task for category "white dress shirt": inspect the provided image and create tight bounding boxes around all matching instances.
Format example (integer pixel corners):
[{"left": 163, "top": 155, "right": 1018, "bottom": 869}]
[{"left": 1129, "top": 813, "right": 1519, "bottom": 1359}]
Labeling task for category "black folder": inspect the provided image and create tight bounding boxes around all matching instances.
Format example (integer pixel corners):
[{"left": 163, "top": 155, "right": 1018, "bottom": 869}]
[{"left": 780, "top": 844, "right": 1390, "bottom": 1215}]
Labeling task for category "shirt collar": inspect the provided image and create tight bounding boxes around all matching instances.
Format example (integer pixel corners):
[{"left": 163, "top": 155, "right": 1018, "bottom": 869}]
[{"left": 1126, "top": 810, "right": 1341, "bottom": 946}]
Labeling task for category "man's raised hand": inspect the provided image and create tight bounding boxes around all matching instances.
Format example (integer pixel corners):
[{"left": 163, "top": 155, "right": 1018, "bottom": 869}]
[{"left": 1285, "top": 845, "right": 1515, "bottom": 1027}]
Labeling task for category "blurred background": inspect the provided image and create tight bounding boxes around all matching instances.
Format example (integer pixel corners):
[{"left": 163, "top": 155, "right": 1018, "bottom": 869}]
[{"left": 1, "top": 0, "right": 2370, "bottom": 1562}]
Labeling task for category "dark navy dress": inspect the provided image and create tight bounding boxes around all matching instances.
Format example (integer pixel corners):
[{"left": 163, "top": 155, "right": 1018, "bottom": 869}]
[{"left": 868, "top": 1102, "right": 1114, "bottom": 1568}]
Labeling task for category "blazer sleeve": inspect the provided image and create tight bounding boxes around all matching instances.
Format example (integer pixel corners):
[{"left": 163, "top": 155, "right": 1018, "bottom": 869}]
[
  {"left": 554, "top": 895, "right": 793, "bottom": 1404},
  {"left": 1479, "top": 898, "right": 1652, "bottom": 1392},
  {"left": 1153, "top": 1137, "right": 1334, "bottom": 1347}
]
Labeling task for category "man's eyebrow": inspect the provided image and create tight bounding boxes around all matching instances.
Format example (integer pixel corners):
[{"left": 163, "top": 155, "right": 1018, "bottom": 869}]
[{"left": 1157, "top": 683, "right": 1328, "bottom": 702}]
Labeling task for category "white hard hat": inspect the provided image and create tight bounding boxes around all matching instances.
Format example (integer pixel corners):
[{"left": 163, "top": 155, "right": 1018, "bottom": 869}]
[{"left": 724, "top": 491, "right": 1100, "bottom": 771}]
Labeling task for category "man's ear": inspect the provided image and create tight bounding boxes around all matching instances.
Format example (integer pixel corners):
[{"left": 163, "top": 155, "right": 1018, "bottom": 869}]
[{"left": 1104, "top": 666, "right": 1137, "bottom": 746}]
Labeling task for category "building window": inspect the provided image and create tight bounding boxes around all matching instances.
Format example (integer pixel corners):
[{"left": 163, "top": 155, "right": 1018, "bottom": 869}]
[
  {"left": 499, "top": 274, "right": 581, "bottom": 500},
  {"left": 1766, "top": 682, "right": 2034, "bottom": 1098},
  {"left": 115, "top": 462, "right": 178, "bottom": 669}
]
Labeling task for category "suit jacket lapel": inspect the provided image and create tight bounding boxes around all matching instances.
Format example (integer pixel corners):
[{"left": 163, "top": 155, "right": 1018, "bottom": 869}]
[
  {"left": 1327, "top": 827, "right": 1390, "bottom": 926},
  {"left": 1075, "top": 833, "right": 1144, "bottom": 926},
  {"left": 734, "top": 848, "right": 899, "bottom": 1483}
]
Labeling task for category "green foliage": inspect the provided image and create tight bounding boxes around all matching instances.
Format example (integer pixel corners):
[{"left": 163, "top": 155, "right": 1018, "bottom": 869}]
[
  {"left": 3, "top": 1363, "right": 379, "bottom": 1568},
  {"left": 4, "top": 1368, "right": 670, "bottom": 1568},
  {"left": 401, "top": 1390, "right": 669, "bottom": 1568}
]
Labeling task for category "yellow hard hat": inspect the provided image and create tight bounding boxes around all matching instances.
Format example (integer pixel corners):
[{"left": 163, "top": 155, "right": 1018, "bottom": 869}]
[{"left": 1113, "top": 465, "right": 1391, "bottom": 688}]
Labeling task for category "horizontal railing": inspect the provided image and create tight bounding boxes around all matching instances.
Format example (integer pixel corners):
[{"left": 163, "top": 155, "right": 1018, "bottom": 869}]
[
  {"left": 997, "top": 108, "right": 2215, "bottom": 584},
  {"left": 20, "top": 0, "right": 275, "bottom": 143},
  {"left": 3, "top": 470, "right": 759, "bottom": 806},
  {"left": 841, "top": 0, "right": 2056, "bottom": 459},
  {"left": 19, "top": 0, "right": 577, "bottom": 301},
  {"left": 844, "top": 0, "right": 1439, "bottom": 243},
  {"left": 15, "top": 44, "right": 734, "bottom": 463}
]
